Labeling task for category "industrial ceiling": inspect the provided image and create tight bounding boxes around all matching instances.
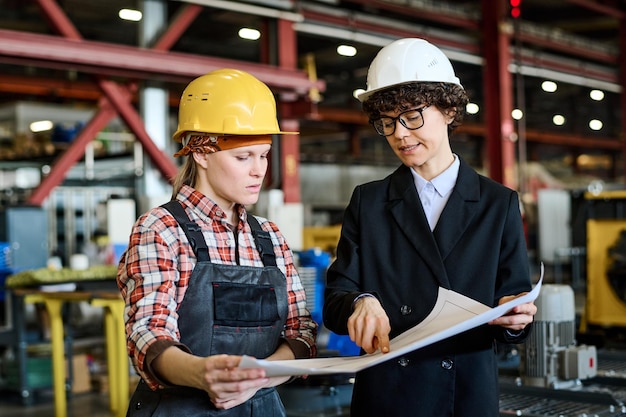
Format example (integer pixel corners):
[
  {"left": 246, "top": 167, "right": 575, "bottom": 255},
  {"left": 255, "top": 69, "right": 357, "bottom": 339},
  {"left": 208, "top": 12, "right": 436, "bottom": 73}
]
[{"left": 0, "top": 0, "right": 623, "bottom": 170}]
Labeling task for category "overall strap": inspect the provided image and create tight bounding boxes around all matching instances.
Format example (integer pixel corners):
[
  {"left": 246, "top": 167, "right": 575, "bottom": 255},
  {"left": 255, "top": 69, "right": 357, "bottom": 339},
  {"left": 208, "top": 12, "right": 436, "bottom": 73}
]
[
  {"left": 247, "top": 215, "right": 277, "bottom": 267},
  {"left": 161, "top": 200, "right": 210, "bottom": 262},
  {"left": 161, "top": 200, "right": 277, "bottom": 267}
]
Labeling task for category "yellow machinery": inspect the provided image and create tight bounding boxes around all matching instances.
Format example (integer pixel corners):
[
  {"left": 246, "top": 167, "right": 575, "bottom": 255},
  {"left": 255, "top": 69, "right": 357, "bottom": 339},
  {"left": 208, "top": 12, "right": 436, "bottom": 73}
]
[
  {"left": 582, "top": 190, "right": 626, "bottom": 329},
  {"left": 302, "top": 225, "right": 342, "bottom": 254}
]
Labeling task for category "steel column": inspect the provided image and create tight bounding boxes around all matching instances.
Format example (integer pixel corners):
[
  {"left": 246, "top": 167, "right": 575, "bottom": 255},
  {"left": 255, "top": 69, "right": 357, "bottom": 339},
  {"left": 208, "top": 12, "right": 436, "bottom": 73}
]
[
  {"left": 481, "top": 0, "right": 517, "bottom": 188},
  {"left": 277, "top": 18, "right": 301, "bottom": 203},
  {"left": 621, "top": 16, "right": 626, "bottom": 182}
]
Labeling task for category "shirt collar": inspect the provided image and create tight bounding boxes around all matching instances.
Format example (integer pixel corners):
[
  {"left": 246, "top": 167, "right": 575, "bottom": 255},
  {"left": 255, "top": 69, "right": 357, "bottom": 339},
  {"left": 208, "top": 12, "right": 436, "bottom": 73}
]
[
  {"left": 176, "top": 184, "right": 245, "bottom": 224},
  {"left": 411, "top": 154, "right": 460, "bottom": 197}
]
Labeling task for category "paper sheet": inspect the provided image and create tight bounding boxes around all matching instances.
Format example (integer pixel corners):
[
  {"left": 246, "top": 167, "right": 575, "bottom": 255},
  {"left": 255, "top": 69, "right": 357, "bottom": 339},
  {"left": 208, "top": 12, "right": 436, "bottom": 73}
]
[{"left": 239, "top": 266, "right": 543, "bottom": 377}]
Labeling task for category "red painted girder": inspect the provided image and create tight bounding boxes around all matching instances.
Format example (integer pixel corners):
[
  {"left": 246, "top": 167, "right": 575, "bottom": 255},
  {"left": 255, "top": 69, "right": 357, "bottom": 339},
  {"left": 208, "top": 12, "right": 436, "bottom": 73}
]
[
  {"left": 342, "top": 0, "right": 481, "bottom": 31},
  {"left": 27, "top": 102, "right": 117, "bottom": 206},
  {"left": 35, "top": 0, "right": 82, "bottom": 40},
  {"left": 300, "top": 8, "right": 481, "bottom": 55},
  {"left": 0, "top": 29, "right": 325, "bottom": 94},
  {"left": 516, "top": 32, "right": 617, "bottom": 65},
  {"left": 98, "top": 79, "right": 179, "bottom": 182},
  {"left": 566, "top": 0, "right": 626, "bottom": 19},
  {"left": 152, "top": 3, "right": 204, "bottom": 51}
]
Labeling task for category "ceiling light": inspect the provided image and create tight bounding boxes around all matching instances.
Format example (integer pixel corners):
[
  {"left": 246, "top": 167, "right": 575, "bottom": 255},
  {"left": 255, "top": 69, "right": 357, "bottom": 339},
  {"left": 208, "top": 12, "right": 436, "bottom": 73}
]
[
  {"left": 466, "top": 102, "right": 479, "bottom": 115},
  {"left": 238, "top": 28, "right": 261, "bottom": 40},
  {"left": 589, "top": 119, "right": 603, "bottom": 131},
  {"left": 589, "top": 89, "right": 605, "bottom": 101},
  {"left": 511, "top": 109, "right": 523, "bottom": 120},
  {"left": 119, "top": 9, "right": 142, "bottom": 22},
  {"left": 30, "top": 120, "right": 53, "bottom": 133},
  {"left": 552, "top": 115, "right": 565, "bottom": 126},
  {"left": 337, "top": 45, "right": 357, "bottom": 57},
  {"left": 541, "top": 80, "right": 557, "bottom": 93}
]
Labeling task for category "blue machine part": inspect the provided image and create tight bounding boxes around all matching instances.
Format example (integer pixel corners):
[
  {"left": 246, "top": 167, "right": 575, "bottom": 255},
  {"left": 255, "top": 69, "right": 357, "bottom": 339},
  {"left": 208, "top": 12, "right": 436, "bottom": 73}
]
[{"left": 298, "top": 248, "right": 360, "bottom": 356}]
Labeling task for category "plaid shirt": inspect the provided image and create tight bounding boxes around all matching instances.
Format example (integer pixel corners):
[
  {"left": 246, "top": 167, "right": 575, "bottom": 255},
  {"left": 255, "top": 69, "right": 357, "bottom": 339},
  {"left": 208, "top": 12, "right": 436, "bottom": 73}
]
[{"left": 117, "top": 185, "right": 317, "bottom": 389}]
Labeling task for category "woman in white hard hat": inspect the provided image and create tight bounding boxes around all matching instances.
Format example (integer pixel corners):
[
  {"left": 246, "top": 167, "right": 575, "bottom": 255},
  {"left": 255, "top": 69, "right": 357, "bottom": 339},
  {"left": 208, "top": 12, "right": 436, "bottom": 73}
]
[
  {"left": 117, "top": 69, "right": 317, "bottom": 416},
  {"left": 323, "top": 38, "right": 537, "bottom": 416}
]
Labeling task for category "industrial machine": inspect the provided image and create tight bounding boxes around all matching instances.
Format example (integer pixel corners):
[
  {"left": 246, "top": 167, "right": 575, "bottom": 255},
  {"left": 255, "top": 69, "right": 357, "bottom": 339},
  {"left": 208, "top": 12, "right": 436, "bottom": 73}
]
[
  {"left": 520, "top": 284, "right": 597, "bottom": 389},
  {"left": 582, "top": 190, "right": 626, "bottom": 331}
]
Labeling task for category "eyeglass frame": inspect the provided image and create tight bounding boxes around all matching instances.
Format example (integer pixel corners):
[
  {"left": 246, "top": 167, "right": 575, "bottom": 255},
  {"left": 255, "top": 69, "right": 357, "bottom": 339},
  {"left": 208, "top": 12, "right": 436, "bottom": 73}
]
[{"left": 370, "top": 105, "right": 430, "bottom": 137}]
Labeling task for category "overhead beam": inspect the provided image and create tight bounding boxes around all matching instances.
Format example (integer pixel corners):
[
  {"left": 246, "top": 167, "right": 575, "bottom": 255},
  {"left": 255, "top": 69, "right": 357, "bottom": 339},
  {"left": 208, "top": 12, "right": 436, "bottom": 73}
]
[
  {"left": 0, "top": 29, "right": 325, "bottom": 94},
  {"left": 28, "top": 101, "right": 118, "bottom": 206}
]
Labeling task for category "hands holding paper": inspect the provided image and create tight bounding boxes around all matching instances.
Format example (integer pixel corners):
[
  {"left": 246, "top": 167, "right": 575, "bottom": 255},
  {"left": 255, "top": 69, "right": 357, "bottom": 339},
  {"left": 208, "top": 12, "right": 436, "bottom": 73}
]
[
  {"left": 349, "top": 296, "right": 392, "bottom": 354},
  {"left": 348, "top": 289, "right": 537, "bottom": 355},
  {"left": 488, "top": 293, "right": 537, "bottom": 332}
]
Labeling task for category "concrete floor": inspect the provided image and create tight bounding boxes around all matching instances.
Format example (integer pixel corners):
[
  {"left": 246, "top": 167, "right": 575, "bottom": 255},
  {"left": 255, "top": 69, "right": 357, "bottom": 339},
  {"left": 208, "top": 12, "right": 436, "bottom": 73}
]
[
  {"left": 0, "top": 391, "right": 115, "bottom": 417},
  {"left": 0, "top": 388, "right": 352, "bottom": 417}
]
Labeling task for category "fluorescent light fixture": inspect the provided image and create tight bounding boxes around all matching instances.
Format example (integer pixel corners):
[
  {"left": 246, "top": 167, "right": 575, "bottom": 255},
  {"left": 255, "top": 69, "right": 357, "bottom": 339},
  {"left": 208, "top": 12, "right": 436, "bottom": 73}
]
[
  {"left": 589, "top": 119, "right": 603, "bottom": 131},
  {"left": 511, "top": 109, "right": 523, "bottom": 120},
  {"left": 119, "top": 8, "right": 143, "bottom": 22},
  {"left": 238, "top": 28, "right": 261, "bottom": 40},
  {"left": 337, "top": 44, "right": 357, "bottom": 57},
  {"left": 466, "top": 102, "right": 479, "bottom": 115},
  {"left": 30, "top": 120, "right": 53, "bottom": 132},
  {"left": 541, "top": 80, "right": 557, "bottom": 93},
  {"left": 589, "top": 89, "right": 604, "bottom": 101},
  {"left": 552, "top": 114, "right": 565, "bottom": 126}
]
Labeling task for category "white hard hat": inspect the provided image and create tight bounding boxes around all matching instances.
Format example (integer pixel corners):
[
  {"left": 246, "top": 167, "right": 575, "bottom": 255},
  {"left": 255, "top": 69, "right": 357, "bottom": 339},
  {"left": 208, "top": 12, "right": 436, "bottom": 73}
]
[{"left": 357, "top": 38, "right": 462, "bottom": 102}]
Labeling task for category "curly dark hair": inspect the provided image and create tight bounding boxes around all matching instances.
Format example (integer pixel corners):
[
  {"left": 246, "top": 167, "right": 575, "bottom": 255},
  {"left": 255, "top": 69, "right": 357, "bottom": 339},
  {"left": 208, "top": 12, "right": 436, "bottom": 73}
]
[{"left": 362, "top": 82, "right": 469, "bottom": 132}]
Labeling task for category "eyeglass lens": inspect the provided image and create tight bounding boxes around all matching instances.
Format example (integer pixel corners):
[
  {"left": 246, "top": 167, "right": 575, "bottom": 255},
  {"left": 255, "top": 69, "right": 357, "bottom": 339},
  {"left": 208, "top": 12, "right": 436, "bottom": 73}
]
[{"left": 373, "top": 106, "right": 428, "bottom": 136}]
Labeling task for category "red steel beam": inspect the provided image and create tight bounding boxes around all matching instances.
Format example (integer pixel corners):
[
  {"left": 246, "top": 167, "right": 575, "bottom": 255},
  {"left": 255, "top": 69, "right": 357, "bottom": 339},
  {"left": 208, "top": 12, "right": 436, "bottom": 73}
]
[
  {"left": 0, "top": 29, "right": 324, "bottom": 93},
  {"left": 301, "top": 8, "right": 481, "bottom": 55},
  {"left": 566, "top": 0, "right": 626, "bottom": 19},
  {"left": 0, "top": 74, "right": 103, "bottom": 101},
  {"left": 621, "top": 16, "right": 626, "bottom": 181},
  {"left": 152, "top": 3, "right": 204, "bottom": 51},
  {"left": 300, "top": 9, "right": 616, "bottom": 83},
  {"left": 342, "top": 0, "right": 481, "bottom": 31},
  {"left": 35, "top": 0, "right": 82, "bottom": 40},
  {"left": 481, "top": 0, "right": 516, "bottom": 188},
  {"left": 29, "top": 0, "right": 178, "bottom": 203},
  {"left": 28, "top": 102, "right": 117, "bottom": 205},
  {"left": 516, "top": 31, "right": 616, "bottom": 65},
  {"left": 277, "top": 19, "right": 301, "bottom": 203},
  {"left": 98, "top": 79, "right": 178, "bottom": 182}
]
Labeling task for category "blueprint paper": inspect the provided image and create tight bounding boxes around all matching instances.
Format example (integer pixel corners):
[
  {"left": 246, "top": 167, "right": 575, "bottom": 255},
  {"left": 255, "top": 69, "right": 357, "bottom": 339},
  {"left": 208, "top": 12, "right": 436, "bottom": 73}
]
[{"left": 239, "top": 266, "right": 543, "bottom": 377}]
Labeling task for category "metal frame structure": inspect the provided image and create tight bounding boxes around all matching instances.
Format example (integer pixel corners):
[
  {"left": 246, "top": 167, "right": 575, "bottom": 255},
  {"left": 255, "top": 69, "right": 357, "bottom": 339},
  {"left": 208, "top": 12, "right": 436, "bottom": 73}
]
[{"left": 0, "top": 0, "right": 624, "bottom": 200}]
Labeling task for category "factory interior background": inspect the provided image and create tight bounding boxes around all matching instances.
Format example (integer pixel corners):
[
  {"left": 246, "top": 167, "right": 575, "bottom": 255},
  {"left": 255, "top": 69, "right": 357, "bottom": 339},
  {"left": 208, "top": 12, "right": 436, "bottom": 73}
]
[{"left": 0, "top": 0, "right": 626, "bottom": 416}]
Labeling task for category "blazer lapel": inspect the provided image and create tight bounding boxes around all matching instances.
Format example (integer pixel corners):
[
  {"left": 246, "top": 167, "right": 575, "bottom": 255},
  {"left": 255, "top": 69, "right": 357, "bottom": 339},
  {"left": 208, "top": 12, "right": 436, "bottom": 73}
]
[
  {"left": 433, "top": 158, "right": 480, "bottom": 260},
  {"left": 387, "top": 165, "right": 451, "bottom": 289}
]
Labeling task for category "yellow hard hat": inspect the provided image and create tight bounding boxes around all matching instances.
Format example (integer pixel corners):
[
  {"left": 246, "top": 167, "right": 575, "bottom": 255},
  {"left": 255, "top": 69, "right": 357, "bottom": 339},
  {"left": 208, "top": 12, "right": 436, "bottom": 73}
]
[{"left": 173, "top": 68, "right": 297, "bottom": 142}]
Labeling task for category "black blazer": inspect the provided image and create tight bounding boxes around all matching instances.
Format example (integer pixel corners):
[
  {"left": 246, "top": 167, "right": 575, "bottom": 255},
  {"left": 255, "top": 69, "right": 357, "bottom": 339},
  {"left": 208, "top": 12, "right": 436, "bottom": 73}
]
[{"left": 324, "top": 158, "right": 532, "bottom": 417}]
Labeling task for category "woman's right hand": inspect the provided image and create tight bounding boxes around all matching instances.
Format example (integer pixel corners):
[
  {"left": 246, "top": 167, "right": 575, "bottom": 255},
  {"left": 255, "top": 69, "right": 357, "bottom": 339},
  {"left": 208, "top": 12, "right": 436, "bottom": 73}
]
[
  {"left": 153, "top": 348, "right": 270, "bottom": 410},
  {"left": 348, "top": 296, "right": 391, "bottom": 354},
  {"left": 200, "top": 355, "right": 269, "bottom": 410}
]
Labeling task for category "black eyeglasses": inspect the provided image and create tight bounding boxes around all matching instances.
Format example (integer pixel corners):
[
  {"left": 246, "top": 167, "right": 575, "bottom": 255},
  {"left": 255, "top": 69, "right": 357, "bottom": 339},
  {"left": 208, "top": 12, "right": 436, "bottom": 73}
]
[{"left": 371, "top": 105, "right": 430, "bottom": 136}]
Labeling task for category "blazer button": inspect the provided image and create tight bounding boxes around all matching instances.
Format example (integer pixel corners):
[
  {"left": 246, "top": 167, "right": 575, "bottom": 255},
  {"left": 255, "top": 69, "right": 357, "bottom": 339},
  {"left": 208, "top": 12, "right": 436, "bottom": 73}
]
[
  {"left": 398, "top": 357, "right": 410, "bottom": 367},
  {"left": 135, "top": 402, "right": 142, "bottom": 410},
  {"left": 400, "top": 305, "right": 412, "bottom": 315},
  {"left": 441, "top": 358, "right": 454, "bottom": 370}
]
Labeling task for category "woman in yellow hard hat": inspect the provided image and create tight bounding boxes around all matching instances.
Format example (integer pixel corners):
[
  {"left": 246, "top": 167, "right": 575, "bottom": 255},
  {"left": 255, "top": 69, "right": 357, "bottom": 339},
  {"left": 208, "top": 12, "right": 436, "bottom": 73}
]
[
  {"left": 323, "top": 38, "right": 536, "bottom": 417},
  {"left": 117, "top": 69, "right": 317, "bottom": 416}
]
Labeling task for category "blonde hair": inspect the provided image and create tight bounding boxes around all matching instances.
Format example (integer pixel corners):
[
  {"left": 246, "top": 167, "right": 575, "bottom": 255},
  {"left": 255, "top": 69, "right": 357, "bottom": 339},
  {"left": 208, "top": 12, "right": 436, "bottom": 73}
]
[{"left": 171, "top": 156, "right": 198, "bottom": 199}]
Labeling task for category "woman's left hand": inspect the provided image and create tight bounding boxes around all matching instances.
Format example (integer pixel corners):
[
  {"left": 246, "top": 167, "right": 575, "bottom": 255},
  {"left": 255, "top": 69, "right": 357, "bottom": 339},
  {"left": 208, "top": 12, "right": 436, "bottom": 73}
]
[{"left": 488, "top": 293, "right": 537, "bottom": 332}]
